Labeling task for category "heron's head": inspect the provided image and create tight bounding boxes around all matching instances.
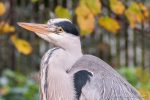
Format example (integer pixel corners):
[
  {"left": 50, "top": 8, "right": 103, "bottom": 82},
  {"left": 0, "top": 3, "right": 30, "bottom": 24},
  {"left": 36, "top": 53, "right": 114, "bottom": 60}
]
[{"left": 18, "top": 18, "right": 81, "bottom": 50}]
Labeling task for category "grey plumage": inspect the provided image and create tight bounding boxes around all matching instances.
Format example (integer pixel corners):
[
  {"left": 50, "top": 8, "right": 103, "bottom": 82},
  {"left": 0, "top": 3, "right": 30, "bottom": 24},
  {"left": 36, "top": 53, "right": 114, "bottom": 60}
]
[
  {"left": 18, "top": 18, "right": 142, "bottom": 100},
  {"left": 69, "top": 55, "right": 142, "bottom": 100},
  {"left": 40, "top": 47, "right": 60, "bottom": 100}
]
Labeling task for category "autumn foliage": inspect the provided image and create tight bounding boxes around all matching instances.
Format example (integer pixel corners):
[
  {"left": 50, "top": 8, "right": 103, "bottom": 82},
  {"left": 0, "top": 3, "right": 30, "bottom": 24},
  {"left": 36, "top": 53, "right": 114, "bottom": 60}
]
[
  {"left": 0, "top": 2, "right": 6, "bottom": 16},
  {"left": 0, "top": 0, "right": 149, "bottom": 54},
  {"left": 110, "top": 0, "right": 125, "bottom": 15},
  {"left": 10, "top": 35, "right": 32, "bottom": 55},
  {"left": 0, "top": 2, "right": 32, "bottom": 55},
  {"left": 99, "top": 16, "right": 120, "bottom": 34},
  {"left": 54, "top": 0, "right": 149, "bottom": 36}
]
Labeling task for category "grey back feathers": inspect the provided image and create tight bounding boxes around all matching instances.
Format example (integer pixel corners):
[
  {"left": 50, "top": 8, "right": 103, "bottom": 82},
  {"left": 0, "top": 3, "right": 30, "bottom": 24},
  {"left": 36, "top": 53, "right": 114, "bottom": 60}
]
[{"left": 69, "top": 55, "right": 142, "bottom": 100}]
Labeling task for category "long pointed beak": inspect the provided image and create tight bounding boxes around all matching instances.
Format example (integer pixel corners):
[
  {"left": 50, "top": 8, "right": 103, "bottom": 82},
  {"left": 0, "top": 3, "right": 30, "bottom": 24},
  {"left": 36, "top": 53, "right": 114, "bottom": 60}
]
[{"left": 17, "top": 22, "right": 55, "bottom": 34}]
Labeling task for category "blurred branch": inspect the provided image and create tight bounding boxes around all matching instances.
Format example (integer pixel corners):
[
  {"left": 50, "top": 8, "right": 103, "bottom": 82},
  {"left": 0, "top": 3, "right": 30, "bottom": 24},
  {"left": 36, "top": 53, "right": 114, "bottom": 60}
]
[{"left": 9, "top": 0, "right": 16, "bottom": 70}]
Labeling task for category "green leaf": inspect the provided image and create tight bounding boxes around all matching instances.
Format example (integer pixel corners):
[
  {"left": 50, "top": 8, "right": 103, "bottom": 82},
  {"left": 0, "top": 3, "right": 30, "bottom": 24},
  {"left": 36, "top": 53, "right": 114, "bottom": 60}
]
[
  {"left": 31, "top": 0, "right": 39, "bottom": 3},
  {"left": 54, "top": 6, "right": 71, "bottom": 19},
  {"left": 118, "top": 67, "right": 138, "bottom": 86}
]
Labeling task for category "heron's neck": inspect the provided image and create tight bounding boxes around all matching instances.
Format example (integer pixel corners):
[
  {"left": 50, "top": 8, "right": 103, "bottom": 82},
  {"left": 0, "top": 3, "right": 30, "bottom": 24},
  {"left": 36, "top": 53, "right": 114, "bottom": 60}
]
[
  {"left": 63, "top": 37, "right": 83, "bottom": 58},
  {"left": 65, "top": 46, "right": 82, "bottom": 60},
  {"left": 56, "top": 45, "right": 83, "bottom": 71},
  {"left": 40, "top": 47, "right": 82, "bottom": 100}
]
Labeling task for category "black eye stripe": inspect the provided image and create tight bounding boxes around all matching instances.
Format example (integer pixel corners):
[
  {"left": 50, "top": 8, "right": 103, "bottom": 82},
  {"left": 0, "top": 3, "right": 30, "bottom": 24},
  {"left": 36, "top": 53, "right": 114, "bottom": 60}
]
[{"left": 54, "top": 21, "right": 79, "bottom": 36}]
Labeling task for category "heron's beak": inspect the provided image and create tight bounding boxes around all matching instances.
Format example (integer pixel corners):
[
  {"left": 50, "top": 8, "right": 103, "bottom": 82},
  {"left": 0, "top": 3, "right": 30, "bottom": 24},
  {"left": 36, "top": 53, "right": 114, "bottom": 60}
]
[{"left": 17, "top": 22, "right": 55, "bottom": 34}]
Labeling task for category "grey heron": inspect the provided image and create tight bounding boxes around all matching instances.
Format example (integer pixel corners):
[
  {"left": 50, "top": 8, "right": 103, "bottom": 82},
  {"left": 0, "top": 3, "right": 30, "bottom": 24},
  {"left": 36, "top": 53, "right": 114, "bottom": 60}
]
[{"left": 18, "top": 18, "right": 142, "bottom": 100}]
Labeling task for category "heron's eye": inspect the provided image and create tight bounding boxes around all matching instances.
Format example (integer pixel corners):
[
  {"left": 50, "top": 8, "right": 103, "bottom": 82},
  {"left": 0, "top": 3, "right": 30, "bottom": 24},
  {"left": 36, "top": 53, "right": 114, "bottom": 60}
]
[{"left": 57, "top": 27, "right": 64, "bottom": 33}]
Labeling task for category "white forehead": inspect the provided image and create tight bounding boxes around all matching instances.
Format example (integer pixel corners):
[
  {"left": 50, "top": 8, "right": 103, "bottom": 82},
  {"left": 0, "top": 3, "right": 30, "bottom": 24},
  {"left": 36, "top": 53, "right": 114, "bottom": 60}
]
[{"left": 47, "top": 18, "right": 72, "bottom": 25}]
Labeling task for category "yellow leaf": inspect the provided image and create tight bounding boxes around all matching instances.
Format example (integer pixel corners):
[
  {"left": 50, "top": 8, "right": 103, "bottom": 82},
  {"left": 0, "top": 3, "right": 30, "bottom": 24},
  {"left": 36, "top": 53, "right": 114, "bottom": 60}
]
[
  {"left": 9, "top": 26, "right": 15, "bottom": 32},
  {"left": 10, "top": 35, "right": 32, "bottom": 55},
  {"left": 135, "top": 67, "right": 142, "bottom": 78},
  {"left": 55, "top": 6, "right": 71, "bottom": 19},
  {"left": 79, "top": 0, "right": 101, "bottom": 16},
  {"left": 125, "top": 2, "right": 143, "bottom": 28},
  {"left": 0, "top": 2, "right": 6, "bottom": 16},
  {"left": 75, "top": 4, "right": 91, "bottom": 17},
  {"left": 110, "top": 0, "right": 125, "bottom": 15},
  {"left": 99, "top": 16, "right": 120, "bottom": 34},
  {"left": 75, "top": 4, "right": 95, "bottom": 36},
  {"left": 135, "top": 67, "right": 150, "bottom": 84},
  {"left": 138, "top": 89, "right": 150, "bottom": 100},
  {"left": 0, "top": 22, "right": 15, "bottom": 33}
]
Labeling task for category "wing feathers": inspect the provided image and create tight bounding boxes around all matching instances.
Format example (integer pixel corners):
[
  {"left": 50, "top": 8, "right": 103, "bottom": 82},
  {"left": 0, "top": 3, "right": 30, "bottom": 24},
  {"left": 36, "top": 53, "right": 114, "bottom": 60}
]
[
  {"left": 73, "top": 70, "right": 93, "bottom": 99},
  {"left": 70, "top": 55, "right": 142, "bottom": 100}
]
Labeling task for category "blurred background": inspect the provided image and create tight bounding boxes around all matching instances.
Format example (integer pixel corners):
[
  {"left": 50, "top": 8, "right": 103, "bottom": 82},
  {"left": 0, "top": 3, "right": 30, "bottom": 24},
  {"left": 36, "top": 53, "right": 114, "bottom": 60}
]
[{"left": 0, "top": 0, "right": 150, "bottom": 100}]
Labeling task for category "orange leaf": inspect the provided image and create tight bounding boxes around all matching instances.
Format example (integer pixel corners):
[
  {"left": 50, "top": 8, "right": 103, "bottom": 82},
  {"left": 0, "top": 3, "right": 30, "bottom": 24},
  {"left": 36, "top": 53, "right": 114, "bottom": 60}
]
[
  {"left": 138, "top": 3, "right": 149, "bottom": 23},
  {"left": 110, "top": 0, "right": 125, "bottom": 15},
  {"left": 77, "top": 14, "right": 95, "bottom": 36},
  {"left": 0, "top": 87, "right": 9, "bottom": 95},
  {"left": 0, "top": 2, "right": 6, "bottom": 16},
  {"left": 75, "top": 4, "right": 91, "bottom": 17},
  {"left": 138, "top": 3, "right": 149, "bottom": 18},
  {"left": 75, "top": 4, "right": 95, "bottom": 36}
]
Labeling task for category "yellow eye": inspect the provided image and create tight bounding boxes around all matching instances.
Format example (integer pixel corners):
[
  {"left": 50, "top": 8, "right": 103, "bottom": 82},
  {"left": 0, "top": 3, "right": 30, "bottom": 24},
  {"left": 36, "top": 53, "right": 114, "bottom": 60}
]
[{"left": 57, "top": 27, "right": 64, "bottom": 33}]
